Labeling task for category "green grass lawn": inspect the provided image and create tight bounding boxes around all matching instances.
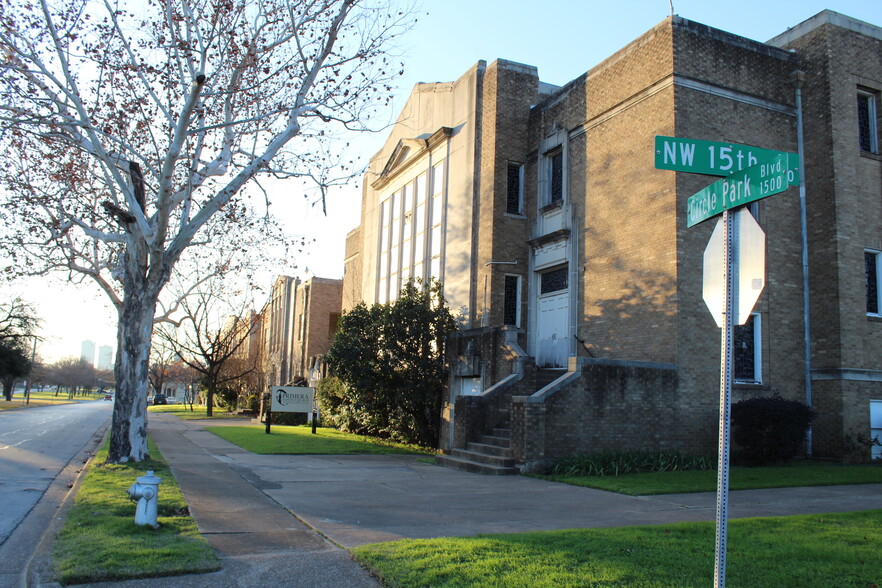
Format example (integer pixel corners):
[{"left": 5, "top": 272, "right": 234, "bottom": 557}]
[
  {"left": 52, "top": 438, "right": 220, "bottom": 584},
  {"left": 148, "top": 404, "right": 241, "bottom": 419},
  {"left": 538, "top": 461, "right": 882, "bottom": 495},
  {"left": 1, "top": 389, "right": 102, "bottom": 410},
  {"left": 353, "top": 509, "right": 882, "bottom": 588},
  {"left": 205, "top": 424, "right": 435, "bottom": 455}
]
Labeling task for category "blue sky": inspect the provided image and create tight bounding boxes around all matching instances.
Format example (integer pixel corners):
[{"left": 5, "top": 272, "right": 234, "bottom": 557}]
[{"left": 399, "top": 1, "right": 880, "bottom": 91}]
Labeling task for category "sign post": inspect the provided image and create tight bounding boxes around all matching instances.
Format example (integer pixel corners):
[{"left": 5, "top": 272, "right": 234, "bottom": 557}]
[{"left": 655, "top": 136, "right": 793, "bottom": 588}]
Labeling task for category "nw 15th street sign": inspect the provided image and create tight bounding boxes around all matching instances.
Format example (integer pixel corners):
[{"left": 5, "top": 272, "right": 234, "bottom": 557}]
[
  {"left": 686, "top": 153, "right": 790, "bottom": 227},
  {"left": 655, "top": 135, "right": 799, "bottom": 185}
]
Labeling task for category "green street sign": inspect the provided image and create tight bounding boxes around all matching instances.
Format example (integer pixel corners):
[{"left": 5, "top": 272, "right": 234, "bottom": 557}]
[
  {"left": 655, "top": 136, "right": 799, "bottom": 185},
  {"left": 686, "top": 153, "right": 790, "bottom": 227}
]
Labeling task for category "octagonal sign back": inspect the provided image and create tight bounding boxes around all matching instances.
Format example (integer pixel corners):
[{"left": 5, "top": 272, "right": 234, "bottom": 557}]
[{"left": 702, "top": 208, "right": 766, "bottom": 328}]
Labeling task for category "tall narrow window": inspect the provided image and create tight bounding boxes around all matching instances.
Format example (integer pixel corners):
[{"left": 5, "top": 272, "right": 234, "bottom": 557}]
[
  {"left": 734, "top": 314, "right": 761, "bottom": 383},
  {"left": 549, "top": 149, "right": 563, "bottom": 203},
  {"left": 506, "top": 163, "right": 523, "bottom": 214},
  {"left": 503, "top": 275, "right": 521, "bottom": 326},
  {"left": 871, "top": 401, "right": 882, "bottom": 460},
  {"left": 866, "top": 250, "right": 881, "bottom": 315},
  {"left": 858, "top": 90, "right": 878, "bottom": 154}
]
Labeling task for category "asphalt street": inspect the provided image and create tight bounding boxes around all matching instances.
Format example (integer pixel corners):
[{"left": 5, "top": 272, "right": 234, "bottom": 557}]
[{"left": 0, "top": 400, "right": 111, "bottom": 587}]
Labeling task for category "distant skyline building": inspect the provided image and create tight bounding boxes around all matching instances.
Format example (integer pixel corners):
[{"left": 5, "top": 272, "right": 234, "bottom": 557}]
[
  {"left": 97, "top": 345, "right": 113, "bottom": 371},
  {"left": 80, "top": 340, "right": 95, "bottom": 366}
]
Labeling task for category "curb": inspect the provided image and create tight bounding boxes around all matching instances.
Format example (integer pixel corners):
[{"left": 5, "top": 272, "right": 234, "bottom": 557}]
[{"left": 25, "top": 423, "right": 110, "bottom": 587}]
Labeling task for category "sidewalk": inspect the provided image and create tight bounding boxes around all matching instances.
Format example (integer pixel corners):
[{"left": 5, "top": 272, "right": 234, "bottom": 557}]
[{"left": 38, "top": 413, "right": 882, "bottom": 586}]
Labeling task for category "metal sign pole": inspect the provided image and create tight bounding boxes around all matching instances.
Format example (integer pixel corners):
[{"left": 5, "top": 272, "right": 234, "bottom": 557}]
[{"left": 714, "top": 209, "right": 736, "bottom": 588}]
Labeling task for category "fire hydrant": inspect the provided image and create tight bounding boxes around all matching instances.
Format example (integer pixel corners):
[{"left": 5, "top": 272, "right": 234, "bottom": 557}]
[{"left": 127, "top": 470, "right": 162, "bottom": 528}]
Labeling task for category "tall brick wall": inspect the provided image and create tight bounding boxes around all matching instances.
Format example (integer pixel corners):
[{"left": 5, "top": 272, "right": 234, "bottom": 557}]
[
  {"left": 775, "top": 19, "right": 882, "bottom": 459},
  {"left": 479, "top": 61, "right": 538, "bottom": 328}
]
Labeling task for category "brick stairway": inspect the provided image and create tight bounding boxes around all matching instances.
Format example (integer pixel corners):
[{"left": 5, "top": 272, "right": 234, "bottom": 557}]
[{"left": 435, "top": 427, "right": 518, "bottom": 475}]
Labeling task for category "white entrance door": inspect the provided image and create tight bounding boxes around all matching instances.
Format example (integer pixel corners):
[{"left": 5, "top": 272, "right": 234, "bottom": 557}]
[{"left": 537, "top": 291, "right": 568, "bottom": 368}]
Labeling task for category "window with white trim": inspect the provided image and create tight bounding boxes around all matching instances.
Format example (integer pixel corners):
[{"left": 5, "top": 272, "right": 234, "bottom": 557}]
[
  {"left": 866, "top": 250, "right": 881, "bottom": 316},
  {"left": 870, "top": 400, "right": 882, "bottom": 460},
  {"left": 734, "top": 314, "right": 761, "bottom": 384},
  {"left": 503, "top": 274, "right": 521, "bottom": 326},
  {"left": 540, "top": 265, "right": 568, "bottom": 295},
  {"left": 858, "top": 90, "right": 879, "bottom": 154},
  {"left": 376, "top": 162, "right": 445, "bottom": 303},
  {"left": 547, "top": 148, "right": 563, "bottom": 205},
  {"left": 506, "top": 163, "right": 523, "bottom": 215}
]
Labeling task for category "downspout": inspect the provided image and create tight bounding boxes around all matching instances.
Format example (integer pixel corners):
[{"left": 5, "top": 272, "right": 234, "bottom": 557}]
[
  {"left": 299, "top": 283, "right": 310, "bottom": 380},
  {"left": 792, "top": 70, "right": 813, "bottom": 456}
]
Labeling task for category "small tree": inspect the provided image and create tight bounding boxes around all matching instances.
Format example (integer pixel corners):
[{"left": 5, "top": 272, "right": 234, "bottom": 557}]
[
  {"left": 324, "top": 279, "right": 457, "bottom": 446},
  {"left": 0, "top": 340, "right": 30, "bottom": 400},
  {"left": 731, "top": 396, "right": 814, "bottom": 466},
  {"left": 0, "top": 297, "right": 39, "bottom": 399},
  {"left": 157, "top": 286, "right": 259, "bottom": 416}
]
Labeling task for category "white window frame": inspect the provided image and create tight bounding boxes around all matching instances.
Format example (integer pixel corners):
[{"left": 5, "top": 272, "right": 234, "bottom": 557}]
[
  {"left": 506, "top": 162, "right": 524, "bottom": 215},
  {"left": 858, "top": 90, "right": 879, "bottom": 154},
  {"left": 867, "top": 249, "right": 882, "bottom": 316},
  {"left": 734, "top": 313, "right": 762, "bottom": 384},
  {"left": 870, "top": 400, "right": 882, "bottom": 460},
  {"left": 503, "top": 274, "right": 521, "bottom": 327},
  {"left": 544, "top": 147, "right": 564, "bottom": 206}
]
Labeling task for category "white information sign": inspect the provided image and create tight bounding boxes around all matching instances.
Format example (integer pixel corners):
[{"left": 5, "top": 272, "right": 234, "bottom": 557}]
[{"left": 270, "top": 386, "right": 315, "bottom": 413}]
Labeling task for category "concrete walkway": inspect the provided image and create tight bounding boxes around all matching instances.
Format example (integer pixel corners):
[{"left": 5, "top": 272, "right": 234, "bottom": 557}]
[{"left": 34, "top": 413, "right": 882, "bottom": 587}]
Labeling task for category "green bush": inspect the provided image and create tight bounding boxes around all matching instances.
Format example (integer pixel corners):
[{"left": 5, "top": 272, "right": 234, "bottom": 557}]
[
  {"left": 731, "top": 396, "right": 814, "bottom": 466},
  {"left": 323, "top": 279, "right": 457, "bottom": 447},
  {"left": 549, "top": 450, "right": 716, "bottom": 477}
]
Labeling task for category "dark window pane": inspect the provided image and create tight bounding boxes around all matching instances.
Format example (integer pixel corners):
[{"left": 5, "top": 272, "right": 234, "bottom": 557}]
[
  {"left": 734, "top": 316, "right": 756, "bottom": 381},
  {"left": 858, "top": 94, "right": 873, "bottom": 152},
  {"left": 540, "top": 266, "right": 568, "bottom": 294},
  {"left": 867, "top": 252, "right": 879, "bottom": 314},
  {"left": 503, "top": 275, "right": 518, "bottom": 325},
  {"left": 550, "top": 151, "right": 563, "bottom": 202},
  {"left": 506, "top": 164, "right": 521, "bottom": 214}
]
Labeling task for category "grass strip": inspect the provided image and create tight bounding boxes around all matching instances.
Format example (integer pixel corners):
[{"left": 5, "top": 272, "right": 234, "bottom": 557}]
[
  {"left": 537, "top": 461, "right": 882, "bottom": 495},
  {"left": 205, "top": 424, "right": 435, "bottom": 455},
  {"left": 52, "top": 437, "right": 220, "bottom": 585},
  {"left": 353, "top": 509, "right": 882, "bottom": 588},
  {"left": 147, "top": 404, "right": 235, "bottom": 419}
]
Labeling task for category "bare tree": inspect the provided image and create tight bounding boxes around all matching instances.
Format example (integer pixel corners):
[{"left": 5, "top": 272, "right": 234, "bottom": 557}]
[
  {"left": 0, "top": 0, "right": 411, "bottom": 460},
  {"left": 46, "top": 357, "right": 97, "bottom": 397},
  {"left": 157, "top": 290, "right": 259, "bottom": 417}
]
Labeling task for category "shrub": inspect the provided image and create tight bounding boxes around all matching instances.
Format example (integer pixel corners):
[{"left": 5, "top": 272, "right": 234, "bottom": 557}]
[
  {"left": 550, "top": 450, "right": 716, "bottom": 477},
  {"left": 731, "top": 396, "right": 814, "bottom": 466}
]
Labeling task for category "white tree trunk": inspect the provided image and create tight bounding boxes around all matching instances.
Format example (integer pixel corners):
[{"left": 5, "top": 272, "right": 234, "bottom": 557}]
[{"left": 109, "top": 240, "right": 162, "bottom": 462}]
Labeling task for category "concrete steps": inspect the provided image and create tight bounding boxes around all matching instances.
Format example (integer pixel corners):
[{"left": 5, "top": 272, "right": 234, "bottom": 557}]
[{"left": 435, "top": 428, "right": 518, "bottom": 475}]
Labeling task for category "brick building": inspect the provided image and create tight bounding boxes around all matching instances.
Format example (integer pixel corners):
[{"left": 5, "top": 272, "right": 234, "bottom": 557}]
[
  {"left": 258, "top": 275, "right": 343, "bottom": 387},
  {"left": 290, "top": 277, "right": 343, "bottom": 382},
  {"left": 342, "top": 10, "right": 882, "bottom": 469}
]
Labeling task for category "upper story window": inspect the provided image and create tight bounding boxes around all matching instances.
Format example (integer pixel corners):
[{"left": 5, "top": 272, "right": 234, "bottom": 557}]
[
  {"left": 866, "top": 250, "right": 881, "bottom": 316},
  {"left": 548, "top": 148, "right": 563, "bottom": 204},
  {"left": 858, "top": 90, "right": 879, "bottom": 154},
  {"left": 506, "top": 163, "right": 523, "bottom": 215},
  {"left": 376, "top": 163, "right": 445, "bottom": 303}
]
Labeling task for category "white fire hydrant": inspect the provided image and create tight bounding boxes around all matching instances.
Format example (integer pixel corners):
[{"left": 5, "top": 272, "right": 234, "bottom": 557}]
[{"left": 127, "top": 470, "right": 162, "bottom": 528}]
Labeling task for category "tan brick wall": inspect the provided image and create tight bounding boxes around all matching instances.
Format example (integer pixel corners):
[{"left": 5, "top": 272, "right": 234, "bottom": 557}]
[
  {"left": 777, "top": 21, "right": 882, "bottom": 459},
  {"left": 291, "top": 277, "right": 343, "bottom": 381}
]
